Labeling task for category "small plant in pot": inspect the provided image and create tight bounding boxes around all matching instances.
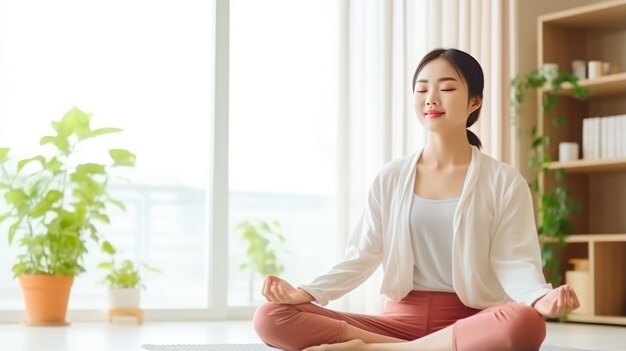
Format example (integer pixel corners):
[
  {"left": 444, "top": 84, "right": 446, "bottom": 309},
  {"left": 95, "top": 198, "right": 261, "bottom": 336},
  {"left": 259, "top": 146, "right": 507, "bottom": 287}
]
[
  {"left": 99, "top": 240, "right": 158, "bottom": 309},
  {"left": 0, "top": 107, "right": 135, "bottom": 325}
]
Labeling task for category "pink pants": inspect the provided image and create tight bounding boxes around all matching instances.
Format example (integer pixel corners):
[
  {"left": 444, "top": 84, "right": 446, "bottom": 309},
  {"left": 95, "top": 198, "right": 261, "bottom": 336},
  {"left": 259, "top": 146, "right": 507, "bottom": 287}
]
[{"left": 253, "top": 291, "right": 546, "bottom": 351}]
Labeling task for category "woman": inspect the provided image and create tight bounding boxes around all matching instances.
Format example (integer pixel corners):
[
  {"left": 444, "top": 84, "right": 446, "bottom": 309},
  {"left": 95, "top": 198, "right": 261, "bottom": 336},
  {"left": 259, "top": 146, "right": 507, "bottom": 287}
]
[{"left": 252, "top": 48, "right": 579, "bottom": 351}]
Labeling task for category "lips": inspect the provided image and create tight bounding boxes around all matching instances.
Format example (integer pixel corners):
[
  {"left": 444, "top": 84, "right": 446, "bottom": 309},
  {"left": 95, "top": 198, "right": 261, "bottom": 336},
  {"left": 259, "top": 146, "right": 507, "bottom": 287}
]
[{"left": 425, "top": 110, "right": 445, "bottom": 118}]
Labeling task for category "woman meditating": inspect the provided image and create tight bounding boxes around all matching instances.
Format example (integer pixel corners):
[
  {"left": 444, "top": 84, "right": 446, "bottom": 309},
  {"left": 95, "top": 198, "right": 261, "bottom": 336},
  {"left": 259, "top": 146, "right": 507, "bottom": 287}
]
[{"left": 253, "top": 48, "right": 579, "bottom": 351}]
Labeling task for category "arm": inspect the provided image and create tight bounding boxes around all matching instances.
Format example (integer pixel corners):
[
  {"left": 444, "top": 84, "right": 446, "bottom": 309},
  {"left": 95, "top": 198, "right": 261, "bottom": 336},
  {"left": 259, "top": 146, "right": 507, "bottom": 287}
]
[
  {"left": 489, "top": 178, "right": 553, "bottom": 305},
  {"left": 262, "top": 174, "right": 385, "bottom": 306},
  {"left": 490, "top": 178, "right": 580, "bottom": 317},
  {"left": 298, "top": 174, "right": 385, "bottom": 306}
]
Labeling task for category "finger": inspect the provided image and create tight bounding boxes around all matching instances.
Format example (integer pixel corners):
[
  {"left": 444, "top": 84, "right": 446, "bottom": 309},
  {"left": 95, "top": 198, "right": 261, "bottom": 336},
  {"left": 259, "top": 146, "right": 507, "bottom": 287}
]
[
  {"left": 270, "top": 281, "right": 285, "bottom": 303},
  {"left": 548, "top": 291, "right": 559, "bottom": 317},
  {"left": 570, "top": 286, "right": 581, "bottom": 309},
  {"left": 276, "top": 284, "right": 289, "bottom": 302},
  {"left": 265, "top": 279, "right": 278, "bottom": 302},
  {"left": 554, "top": 286, "right": 564, "bottom": 315}
]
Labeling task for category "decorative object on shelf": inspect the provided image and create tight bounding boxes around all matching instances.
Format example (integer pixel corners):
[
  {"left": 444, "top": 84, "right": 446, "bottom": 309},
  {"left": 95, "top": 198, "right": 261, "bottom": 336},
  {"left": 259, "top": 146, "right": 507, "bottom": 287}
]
[
  {"left": 558, "top": 142, "right": 580, "bottom": 162},
  {"left": 0, "top": 107, "right": 135, "bottom": 325},
  {"left": 571, "top": 60, "right": 586, "bottom": 80},
  {"left": 587, "top": 60, "right": 603, "bottom": 80},
  {"left": 565, "top": 259, "right": 592, "bottom": 315},
  {"left": 511, "top": 69, "right": 589, "bottom": 286},
  {"left": 234, "top": 219, "right": 287, "bottom": 302}
]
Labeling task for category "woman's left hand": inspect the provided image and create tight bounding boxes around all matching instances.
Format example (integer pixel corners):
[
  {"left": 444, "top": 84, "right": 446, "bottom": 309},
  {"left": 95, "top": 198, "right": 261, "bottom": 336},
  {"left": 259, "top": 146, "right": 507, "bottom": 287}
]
[
  {"left": 533, "top": 284, "right": 580, "bottom": 318},
  {"left": 302, "top": 339, "right": 368, "bottom": 351}
]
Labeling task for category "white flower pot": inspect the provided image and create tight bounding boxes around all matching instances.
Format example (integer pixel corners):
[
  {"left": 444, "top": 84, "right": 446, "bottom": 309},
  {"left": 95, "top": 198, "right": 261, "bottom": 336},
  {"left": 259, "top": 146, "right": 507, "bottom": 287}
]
[{"left": 108, "top": 288, "right": 140, "bottom": 309}]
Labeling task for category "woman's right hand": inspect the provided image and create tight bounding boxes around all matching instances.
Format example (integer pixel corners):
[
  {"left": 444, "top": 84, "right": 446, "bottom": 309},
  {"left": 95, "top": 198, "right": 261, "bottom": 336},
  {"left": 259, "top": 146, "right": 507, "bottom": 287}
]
[{"left": 262, "top": 274, "right": 314, "bottom": 304}]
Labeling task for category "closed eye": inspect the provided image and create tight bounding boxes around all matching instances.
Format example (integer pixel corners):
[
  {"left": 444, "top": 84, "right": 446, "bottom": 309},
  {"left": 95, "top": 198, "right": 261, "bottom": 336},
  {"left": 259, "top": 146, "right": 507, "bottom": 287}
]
[{"left": 441, "top": 89, "right": 456, "bottom": 92}]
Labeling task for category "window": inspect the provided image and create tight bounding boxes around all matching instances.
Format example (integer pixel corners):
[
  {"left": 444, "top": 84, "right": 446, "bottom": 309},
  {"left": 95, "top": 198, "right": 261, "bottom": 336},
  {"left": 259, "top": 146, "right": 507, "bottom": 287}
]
[
  {"left": 0, "top": 0, "right": 214, "bottom": 310},
  {"left": 228, "top": 0, "right": 340, "bottom": 305},
  {"left": 0, "top": 0, "right": 342, "bottom": 316}
]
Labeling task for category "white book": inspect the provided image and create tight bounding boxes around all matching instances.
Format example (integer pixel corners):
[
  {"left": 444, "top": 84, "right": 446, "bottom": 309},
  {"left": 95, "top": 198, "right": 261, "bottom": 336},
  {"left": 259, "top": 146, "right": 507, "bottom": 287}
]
[
  {"left": 620, "top": 115, "right": 626, "bottom": 158},
  {"left": 608, "top": 116, "right": 615, "bottom": 159},
  {"left": 582, "top": 118, "right": 590, "bottom": 160},
  {"left": 589, "top": 117, "right": 595, "bottom": 159},
  {"left": 593, "top": 117, "right": 601, "bottom": 159},
  {"left": 616, "top": 115, "right": 620, "bottom": 158},
  {"left": 600, "top": 117, "right": 606, "bottom": 159}
]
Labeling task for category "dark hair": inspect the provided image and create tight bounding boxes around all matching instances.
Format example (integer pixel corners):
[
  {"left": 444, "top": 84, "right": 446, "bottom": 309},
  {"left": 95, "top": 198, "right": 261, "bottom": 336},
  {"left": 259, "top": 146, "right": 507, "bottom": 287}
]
[{"left": 411, "top": 48, "right": 484, "bottom": 149}]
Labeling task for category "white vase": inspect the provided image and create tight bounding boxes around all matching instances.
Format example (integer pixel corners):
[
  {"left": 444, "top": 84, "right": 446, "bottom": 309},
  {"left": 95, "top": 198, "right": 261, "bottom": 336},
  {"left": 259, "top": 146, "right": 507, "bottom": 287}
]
[{"left": 108, "top": 288, "right": 141, "bottom": 309}]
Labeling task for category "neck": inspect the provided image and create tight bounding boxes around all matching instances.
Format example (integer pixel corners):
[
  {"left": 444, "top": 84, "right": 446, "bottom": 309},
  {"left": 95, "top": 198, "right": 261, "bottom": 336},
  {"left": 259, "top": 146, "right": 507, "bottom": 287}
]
[{"left": 422, "top": 131, "right": 472, "bottom": 168}]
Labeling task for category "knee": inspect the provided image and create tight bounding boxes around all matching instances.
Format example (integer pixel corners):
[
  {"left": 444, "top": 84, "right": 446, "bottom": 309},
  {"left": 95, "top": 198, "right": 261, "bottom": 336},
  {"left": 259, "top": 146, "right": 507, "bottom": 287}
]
[
  {"left": 252, "top": 302, "right": 295, "bottom": 344},
  {"left": 502, "top": 304, "right": 546, "bottom": 351}
]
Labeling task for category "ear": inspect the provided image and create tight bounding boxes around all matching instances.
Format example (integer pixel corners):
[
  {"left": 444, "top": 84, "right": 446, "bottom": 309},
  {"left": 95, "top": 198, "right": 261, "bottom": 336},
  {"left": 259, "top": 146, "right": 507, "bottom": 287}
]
[{"left": 468, "top": 96, "right": 482, "bottom": 114}]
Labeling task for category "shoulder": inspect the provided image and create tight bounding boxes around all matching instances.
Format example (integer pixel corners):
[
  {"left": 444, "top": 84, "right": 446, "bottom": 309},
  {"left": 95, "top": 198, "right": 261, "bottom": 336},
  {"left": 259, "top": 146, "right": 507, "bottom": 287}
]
[
  {"left": 376, "top": 153, "right": 416, "bottom": 183},
  {"left": 476, "top": 151, "right": 528, "bottom": 192},
  {"left": 363, "top": 153, "right": 417, "bottom": 195}
]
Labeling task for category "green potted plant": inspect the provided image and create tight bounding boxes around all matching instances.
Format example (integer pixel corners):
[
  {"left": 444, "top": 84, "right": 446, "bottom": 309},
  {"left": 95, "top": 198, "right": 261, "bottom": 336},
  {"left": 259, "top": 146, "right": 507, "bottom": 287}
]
[
  {"left": 511, "top": 68, "right": 588, "bottom": 286},
  {"left": 98, "top": 240, "right": 159, "bottom": 309},
  {"left": 0, "top": 107, "right": 135, "bottom": 325},
  {"left": 234, "top": 218, "right": 286, "bottom": 302}
]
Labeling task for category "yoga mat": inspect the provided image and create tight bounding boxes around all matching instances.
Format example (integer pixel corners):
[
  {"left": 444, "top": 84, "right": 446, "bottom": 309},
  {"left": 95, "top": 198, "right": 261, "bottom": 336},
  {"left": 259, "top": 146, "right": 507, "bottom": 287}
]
[{"left": 142, "top": 344, "right": 599, "bottom": 351}]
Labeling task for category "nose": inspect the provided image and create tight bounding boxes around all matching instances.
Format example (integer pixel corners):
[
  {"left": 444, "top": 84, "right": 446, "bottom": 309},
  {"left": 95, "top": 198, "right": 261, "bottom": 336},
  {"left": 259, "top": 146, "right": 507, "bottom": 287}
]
[{"left": 425, "top": 91, "right": 439, "bottom": 106}]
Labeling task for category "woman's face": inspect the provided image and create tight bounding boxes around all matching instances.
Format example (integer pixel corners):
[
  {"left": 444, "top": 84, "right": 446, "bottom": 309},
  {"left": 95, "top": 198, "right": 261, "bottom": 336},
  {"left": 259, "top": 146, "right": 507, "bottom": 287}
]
[{"left": 413, "top": 58, "right": 480, "bottom": 134}]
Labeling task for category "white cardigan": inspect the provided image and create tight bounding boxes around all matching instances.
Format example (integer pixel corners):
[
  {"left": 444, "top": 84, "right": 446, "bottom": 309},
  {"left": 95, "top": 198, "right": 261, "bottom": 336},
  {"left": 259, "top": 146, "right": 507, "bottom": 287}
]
[{"left": 300, "top": 146, "right": 553, "bottom": 309}]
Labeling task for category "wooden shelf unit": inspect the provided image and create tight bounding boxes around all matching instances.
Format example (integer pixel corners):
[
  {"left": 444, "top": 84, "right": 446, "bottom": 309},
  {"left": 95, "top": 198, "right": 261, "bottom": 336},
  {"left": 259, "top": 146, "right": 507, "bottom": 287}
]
[
  {"left": 538, "top": 0, "right": 626, "bottom": 326},
  {"left": 547, "top": 159, "right": 626, "bottom": 173},
  {"left": 554, "top": 72, "right": 626, "bottom": 97}
]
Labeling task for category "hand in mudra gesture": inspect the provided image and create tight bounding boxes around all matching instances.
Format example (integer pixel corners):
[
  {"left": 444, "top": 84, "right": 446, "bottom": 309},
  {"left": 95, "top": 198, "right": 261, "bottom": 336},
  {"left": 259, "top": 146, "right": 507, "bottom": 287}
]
[
  {"left": 262, "top": 275, "right": 314, "bottom": 305},
  {"left": 533, "top": 284, "right": 580, "bottom": 318}
]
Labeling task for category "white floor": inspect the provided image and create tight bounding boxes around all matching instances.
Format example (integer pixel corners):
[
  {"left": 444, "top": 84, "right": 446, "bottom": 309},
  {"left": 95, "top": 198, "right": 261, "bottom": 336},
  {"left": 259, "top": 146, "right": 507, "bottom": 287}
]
[{"left": 0, "top": 320, "right": 624, "bottom": 351}]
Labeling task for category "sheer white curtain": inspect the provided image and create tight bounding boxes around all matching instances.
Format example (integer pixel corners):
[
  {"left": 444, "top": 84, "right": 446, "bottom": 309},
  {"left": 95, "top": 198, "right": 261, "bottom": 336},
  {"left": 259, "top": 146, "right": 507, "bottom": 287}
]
[{"left": 336, "top": 0, "right": 507, "bottom": 313}]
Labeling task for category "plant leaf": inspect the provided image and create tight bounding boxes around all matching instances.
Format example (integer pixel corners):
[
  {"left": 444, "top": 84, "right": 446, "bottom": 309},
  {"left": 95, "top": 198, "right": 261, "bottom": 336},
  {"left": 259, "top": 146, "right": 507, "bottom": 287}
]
[
  {"left": 101, "top": 240, "right": 116, "bottom": 255},
  {"left": 82, "top": 127, "right": 122, "bottom": 140},
  {"left": 0, "top": 147, "right": 9, "bottom": 162},
  {"left": 109, "top": 149, "right": 136, "bottom": 166},
  {"left": 59, "top": 106, "right": 91, "bottom": 137},
  {"left": 40, "top": 135, "right": 70, "bottom": 152},
  {"left": 17, "top": 156, "right": 46, "bottom": 171}
]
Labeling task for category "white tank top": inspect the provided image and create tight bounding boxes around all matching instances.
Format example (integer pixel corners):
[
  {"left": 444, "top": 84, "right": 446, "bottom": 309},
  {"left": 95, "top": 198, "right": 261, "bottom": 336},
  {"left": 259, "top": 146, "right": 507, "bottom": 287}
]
[{"left": 409, "top": 193, "right": 459, "bottom": 292}]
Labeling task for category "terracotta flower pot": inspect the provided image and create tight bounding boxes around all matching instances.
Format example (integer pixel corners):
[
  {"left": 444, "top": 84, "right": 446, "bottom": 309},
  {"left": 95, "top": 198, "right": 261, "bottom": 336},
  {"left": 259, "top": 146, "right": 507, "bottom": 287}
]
[{"left": 19, "top": 275, "right": 74, "bottom": 326}]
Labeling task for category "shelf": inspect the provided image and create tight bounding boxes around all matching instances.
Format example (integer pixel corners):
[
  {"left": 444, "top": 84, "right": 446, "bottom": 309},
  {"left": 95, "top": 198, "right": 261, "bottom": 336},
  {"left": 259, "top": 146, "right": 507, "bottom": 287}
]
[
  {"left": 539, "top": 0, "right": 626, "bottom": 30},
  {"left": 546, "top": 159, "right": 626, "bottom": 173},
  {"left": 553, "top": 72, "right": 626, "bottom": 98},
  {"left": 566, "top": 314, "right": 626, "bottom": 326},
  {"left": 537, "top": 0, "right": 626, "bottom": 329},
  {"left": 541, "top": 234, "right": 626, "bottom": 243}
]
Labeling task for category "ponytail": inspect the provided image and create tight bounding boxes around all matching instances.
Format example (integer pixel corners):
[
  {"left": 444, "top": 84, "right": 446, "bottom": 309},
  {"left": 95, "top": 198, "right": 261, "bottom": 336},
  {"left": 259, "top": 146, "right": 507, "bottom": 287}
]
[
  {"left": 466, "top": 129, "right": 482, "bottom": 149},
  {"left": 466, "top": 109, "right": 482, "bottom": 149}
]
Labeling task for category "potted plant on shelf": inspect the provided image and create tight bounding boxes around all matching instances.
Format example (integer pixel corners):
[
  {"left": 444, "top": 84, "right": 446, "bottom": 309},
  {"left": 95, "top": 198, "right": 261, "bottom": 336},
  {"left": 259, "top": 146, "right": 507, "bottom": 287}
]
[
  {"left": 98, "top": 240, "right": 159, "bottom": 310},
  {"left": 511, "top": 68, "right": 588, "bottom": 286},
  {"left": 234, "top": 218, "right": 286, "bottom": 302},
  {"left": 0, "top": 107, "right": 135, "bottom": 325}
]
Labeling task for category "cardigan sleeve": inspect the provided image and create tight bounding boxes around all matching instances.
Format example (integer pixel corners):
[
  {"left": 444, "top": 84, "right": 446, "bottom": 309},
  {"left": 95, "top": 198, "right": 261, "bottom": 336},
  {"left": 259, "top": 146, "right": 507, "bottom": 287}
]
[
  {"left": 299, "top": 174, "right": 384, "bottom": 306},
  {"left": 490, "top": 178, "right": 553, "bottom": 305}
]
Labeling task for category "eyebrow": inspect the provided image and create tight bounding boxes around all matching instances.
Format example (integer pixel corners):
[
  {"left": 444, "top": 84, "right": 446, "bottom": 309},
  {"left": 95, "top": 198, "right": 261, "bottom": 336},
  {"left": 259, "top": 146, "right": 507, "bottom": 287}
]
[{"left": 415, "top": 77, "right": 458, "bottom": 84}]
